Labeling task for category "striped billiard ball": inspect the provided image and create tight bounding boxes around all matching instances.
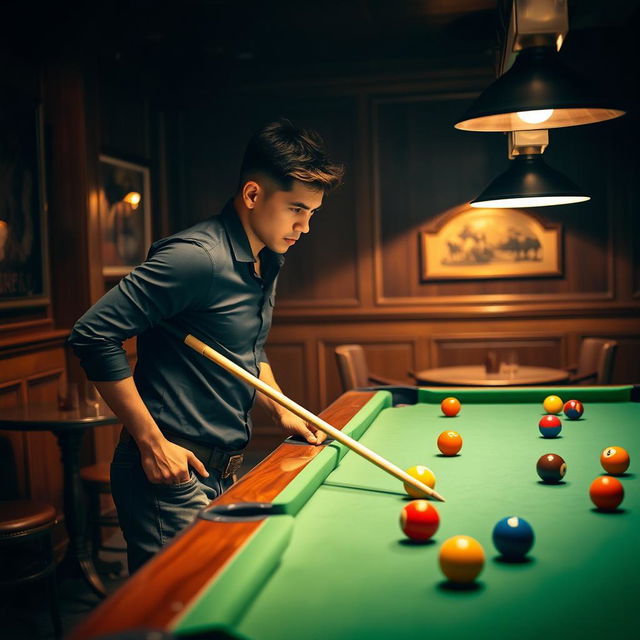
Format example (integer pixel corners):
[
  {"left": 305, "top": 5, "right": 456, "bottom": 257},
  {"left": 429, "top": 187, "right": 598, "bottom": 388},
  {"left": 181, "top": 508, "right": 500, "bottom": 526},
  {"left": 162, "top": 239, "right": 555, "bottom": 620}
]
[
  {"left": 538, "top": 415, "right": 562, "bottom": 438},
  {"left": 563, "top": 399, "right": 584, "bottom": 420}
]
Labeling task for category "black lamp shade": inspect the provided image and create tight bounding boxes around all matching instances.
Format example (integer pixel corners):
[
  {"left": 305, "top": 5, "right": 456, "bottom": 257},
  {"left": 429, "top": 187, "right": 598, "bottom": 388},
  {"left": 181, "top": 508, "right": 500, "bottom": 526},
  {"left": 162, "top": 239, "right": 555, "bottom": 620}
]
[
  {"left": 456, "top": 47, "right": 625, "bottom": 132},
  {"left": 471, "top": 154, "right": 590, "bottom": 208}
]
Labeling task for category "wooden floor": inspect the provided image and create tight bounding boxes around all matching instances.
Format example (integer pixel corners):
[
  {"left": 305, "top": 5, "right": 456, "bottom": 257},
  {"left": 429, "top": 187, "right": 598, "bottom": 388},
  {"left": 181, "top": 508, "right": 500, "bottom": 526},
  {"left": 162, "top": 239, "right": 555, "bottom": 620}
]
[{"left": 1, "top": 449, "right": 270, "bottom": 639}]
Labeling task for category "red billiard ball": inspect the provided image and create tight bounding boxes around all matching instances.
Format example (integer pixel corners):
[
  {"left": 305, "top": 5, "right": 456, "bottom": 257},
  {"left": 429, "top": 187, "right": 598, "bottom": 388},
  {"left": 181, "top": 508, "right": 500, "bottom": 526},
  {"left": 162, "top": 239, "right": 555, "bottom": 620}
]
[
  {"left": 563, "top": 399, "right": 584, "bottom": 420},
  {"left": 400, "top": 500, "right": 440, "bottom": 541},
  {"left": 589, "top": 476, "right": 624, "bottom": 510},
  {"left": 600, "top": 446, "right": 630, "bottom": 475},
  {"left": 538, "top": 415, "right": 562, "bottom": 438},
  {"left": 536, "top": 453, "right": 567, "bottom": 483},
  {"left": 437, "top": 430, "right": 463, "bottom": 456},
  {"left": 441, "top": 397, "right": 461, "bottom": 417}
]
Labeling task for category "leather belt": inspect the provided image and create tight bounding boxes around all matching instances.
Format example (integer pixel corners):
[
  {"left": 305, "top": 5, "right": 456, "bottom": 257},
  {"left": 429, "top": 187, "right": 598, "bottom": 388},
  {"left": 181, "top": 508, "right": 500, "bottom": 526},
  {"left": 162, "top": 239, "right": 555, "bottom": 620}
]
[{"left": 119, "top": 429, "right": 244, "bottom": 479}]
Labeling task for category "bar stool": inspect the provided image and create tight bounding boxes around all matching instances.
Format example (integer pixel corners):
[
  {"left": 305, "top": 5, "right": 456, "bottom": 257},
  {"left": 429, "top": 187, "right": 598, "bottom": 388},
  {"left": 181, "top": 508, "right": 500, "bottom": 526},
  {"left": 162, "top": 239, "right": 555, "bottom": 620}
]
[
  {"left": 80, "top": 462, "right": 125, "bottom": 568},
  {"left": 0, "top": 499, "right": 62, "bottom": 637}
]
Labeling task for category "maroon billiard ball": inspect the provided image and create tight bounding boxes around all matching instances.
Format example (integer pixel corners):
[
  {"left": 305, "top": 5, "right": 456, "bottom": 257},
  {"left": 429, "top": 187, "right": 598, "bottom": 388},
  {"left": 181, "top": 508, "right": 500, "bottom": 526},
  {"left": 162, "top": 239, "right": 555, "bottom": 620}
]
[{"left": 536, "top": 453, "right": 567, "bottom": 483}]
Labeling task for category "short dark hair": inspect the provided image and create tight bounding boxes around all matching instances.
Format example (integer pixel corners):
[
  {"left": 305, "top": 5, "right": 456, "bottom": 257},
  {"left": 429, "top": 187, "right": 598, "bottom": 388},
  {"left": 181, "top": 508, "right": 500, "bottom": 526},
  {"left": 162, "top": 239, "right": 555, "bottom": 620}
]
[{"left": 238, "top": 119, "right": 344, "bottom": 193}]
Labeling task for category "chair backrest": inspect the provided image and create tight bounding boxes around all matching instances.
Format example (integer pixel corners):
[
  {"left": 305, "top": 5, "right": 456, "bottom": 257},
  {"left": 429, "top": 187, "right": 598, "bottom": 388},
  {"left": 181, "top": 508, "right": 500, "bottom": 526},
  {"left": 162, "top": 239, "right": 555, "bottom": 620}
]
[
  {"left": 596, "top": 340, "right": 618, "bottom": 384},
  {"left": 335, "top": 344, "right": 370, "bottom": 391},
  {"left": 576, "top": 338, "right": 618, "bottom": 384}
]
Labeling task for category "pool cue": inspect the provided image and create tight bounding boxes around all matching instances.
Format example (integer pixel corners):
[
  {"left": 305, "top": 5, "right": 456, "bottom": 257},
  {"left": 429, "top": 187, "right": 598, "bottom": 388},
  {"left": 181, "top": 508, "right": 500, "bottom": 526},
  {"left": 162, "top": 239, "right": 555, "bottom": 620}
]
[{"left": 162, "top": 323, "right": 445, "bottom": 503}]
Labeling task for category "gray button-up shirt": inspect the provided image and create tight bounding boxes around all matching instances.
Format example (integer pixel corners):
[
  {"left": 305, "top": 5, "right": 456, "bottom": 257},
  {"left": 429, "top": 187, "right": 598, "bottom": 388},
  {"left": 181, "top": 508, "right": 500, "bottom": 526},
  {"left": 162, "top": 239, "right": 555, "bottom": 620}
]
[{"left": 68, "top": 201, "right": 284, "bottom": 450}]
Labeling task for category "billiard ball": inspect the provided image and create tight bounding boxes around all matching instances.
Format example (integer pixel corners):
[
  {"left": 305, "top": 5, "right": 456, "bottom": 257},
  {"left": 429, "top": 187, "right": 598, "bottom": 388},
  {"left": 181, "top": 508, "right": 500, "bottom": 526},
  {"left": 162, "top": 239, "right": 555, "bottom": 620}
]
[
  {"left": 403, "top": 465, "right": 436, "bottom": 498},
  {"left": 589, "top": 476, "right": 624, "bottom": 510},
  {"left": 400, "top": 500, "right": 440, "bottom": 541},
  {"left": 437, "top": 430, "right": 463, "bottom": 456},
  {"left": 492, "top": 516, "right": 535, "bottom": 560},
  {"left": 538, "top": 415, "right": 562, "bottom": 438},
  {"left": 536, "top": 453, "right": 567, "bottom": 483},
  {"left": 543, "top": 394, "right": 563, "bottom": 414},
  {"left": 439, "top": 535, "right": 485, "bottom": 584},
  {"left": 441, "top": 397, "right": 461, "bottom": 417},
  {"left": 600, "top": 446, "right": 630, "bottom": 475},
  {"left": 563, "top": 399, "right": 584, "bottom": 420}
]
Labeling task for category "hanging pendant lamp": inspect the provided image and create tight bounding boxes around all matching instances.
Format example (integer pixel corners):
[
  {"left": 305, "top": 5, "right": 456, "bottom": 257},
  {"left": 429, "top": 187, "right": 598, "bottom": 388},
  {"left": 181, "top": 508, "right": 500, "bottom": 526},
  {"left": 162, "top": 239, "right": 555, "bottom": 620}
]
[
  {"left": 455, "top": 46, "right": 625, "bottom": 133},
  {"left": 471, "top": 153, "right": 590, "bottom": 208}
]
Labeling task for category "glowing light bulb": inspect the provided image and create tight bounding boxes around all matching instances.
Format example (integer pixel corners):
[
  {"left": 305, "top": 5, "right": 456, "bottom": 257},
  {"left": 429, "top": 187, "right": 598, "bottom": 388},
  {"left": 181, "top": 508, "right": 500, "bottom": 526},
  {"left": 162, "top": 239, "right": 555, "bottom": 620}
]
[
  {"left": 517, "top": 109, "right": 554, "bottom": 124},
  {"left": 123, "top": 191, "right": 141, "bottom": 209}
]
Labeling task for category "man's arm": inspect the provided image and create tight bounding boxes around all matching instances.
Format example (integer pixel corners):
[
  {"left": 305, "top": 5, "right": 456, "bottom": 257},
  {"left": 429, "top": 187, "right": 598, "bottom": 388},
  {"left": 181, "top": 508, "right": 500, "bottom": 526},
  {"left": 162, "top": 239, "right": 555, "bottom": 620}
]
[
  {"left": 69, "top": 242, "right": 214, "bottom": 483},
  {"left": 95, "top": 378, "right": 208, "bottom": 483},
  {"left": 256, "top": 362, "right": 326, "bottom": 445}
]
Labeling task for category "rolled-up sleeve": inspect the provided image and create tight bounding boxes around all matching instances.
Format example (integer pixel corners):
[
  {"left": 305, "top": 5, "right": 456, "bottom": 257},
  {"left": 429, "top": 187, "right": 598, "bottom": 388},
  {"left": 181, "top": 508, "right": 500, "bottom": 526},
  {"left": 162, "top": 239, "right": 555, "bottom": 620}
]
[{"left": 68, "top": 240, "right": 214, "bottom": 381}]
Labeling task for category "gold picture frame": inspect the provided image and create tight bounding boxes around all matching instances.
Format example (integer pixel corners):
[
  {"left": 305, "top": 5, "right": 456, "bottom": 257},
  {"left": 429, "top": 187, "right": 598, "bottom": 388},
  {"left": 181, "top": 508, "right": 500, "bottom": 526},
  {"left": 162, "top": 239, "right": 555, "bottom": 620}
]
[{"left": 420, "top": 204, "right": 562, "bottom": 281}]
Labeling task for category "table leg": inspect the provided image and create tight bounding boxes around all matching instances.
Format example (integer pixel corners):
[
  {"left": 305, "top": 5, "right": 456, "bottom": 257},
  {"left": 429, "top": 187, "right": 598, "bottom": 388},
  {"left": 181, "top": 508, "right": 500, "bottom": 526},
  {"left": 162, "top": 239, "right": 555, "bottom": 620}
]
[{"left": 53, "top": 429, "right": 107, "bottom": 598}]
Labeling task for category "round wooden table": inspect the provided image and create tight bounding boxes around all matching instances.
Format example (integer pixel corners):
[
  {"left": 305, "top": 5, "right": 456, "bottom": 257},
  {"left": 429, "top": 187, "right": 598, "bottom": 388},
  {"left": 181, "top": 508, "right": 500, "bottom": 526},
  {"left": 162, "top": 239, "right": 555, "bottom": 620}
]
[
  {"left": 414, "top": 365, "right": 570, "bottom": 387},
  {"left": 0, "top": 402, "right": 118, "bottom": 597}
]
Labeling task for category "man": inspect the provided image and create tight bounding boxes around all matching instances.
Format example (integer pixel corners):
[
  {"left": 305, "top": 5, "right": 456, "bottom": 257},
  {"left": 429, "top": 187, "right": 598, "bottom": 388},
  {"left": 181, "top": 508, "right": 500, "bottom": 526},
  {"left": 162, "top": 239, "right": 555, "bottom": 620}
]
[{"left": 69, "top": 119, "right": 343, "bottom": 572}]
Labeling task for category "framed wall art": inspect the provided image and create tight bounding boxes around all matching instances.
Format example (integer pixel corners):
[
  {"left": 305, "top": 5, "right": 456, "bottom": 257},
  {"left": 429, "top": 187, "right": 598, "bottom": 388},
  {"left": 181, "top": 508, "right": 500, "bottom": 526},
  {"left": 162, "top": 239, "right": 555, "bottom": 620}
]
[
  {"left": 420, "top": 205, "right": 562, "bottom": 281},
  {"left": 99, "top": 154, "right": 151, "bottom": 277},
  {"left": 0, "top": 99, "right": 49, "bottom": 309}
]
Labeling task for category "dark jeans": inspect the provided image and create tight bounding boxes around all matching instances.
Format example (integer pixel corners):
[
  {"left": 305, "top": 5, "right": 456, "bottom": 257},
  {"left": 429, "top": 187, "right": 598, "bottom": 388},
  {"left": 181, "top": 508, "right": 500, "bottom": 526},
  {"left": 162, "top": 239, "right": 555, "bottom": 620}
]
[{"left": 110, "top": 438, "right": 234, "bottom": 574}]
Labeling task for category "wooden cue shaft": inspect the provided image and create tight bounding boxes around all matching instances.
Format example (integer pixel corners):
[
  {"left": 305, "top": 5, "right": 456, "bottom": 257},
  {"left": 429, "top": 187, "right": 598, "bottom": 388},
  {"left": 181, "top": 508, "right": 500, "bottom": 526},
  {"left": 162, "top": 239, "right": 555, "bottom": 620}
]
[{"left": 179, "top": 331, "right": 445, "bottom": 502}]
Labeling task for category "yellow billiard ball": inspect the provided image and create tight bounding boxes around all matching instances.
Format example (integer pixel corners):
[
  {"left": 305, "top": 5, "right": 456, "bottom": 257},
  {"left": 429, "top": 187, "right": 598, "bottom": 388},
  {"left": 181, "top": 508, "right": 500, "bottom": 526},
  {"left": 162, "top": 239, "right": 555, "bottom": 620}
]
[
  {"left": 543, "top": 394, "right": 563, "bottom": 414},
  {"left": 439, "top": 535, "right": 485, "bottom": 584},
  {"left": 403, "top": 465, "right": 436, "bottom": 498}
]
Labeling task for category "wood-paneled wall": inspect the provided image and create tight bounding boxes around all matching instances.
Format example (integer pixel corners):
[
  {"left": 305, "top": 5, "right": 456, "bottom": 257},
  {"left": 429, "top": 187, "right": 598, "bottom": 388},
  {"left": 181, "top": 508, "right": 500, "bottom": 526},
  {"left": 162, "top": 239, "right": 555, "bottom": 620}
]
[
  {"left": 163, "top": 35, "right": 640, "bottom": 451},
  {"left": 0, "top": 55, "right": 159, "bottom": 547}
]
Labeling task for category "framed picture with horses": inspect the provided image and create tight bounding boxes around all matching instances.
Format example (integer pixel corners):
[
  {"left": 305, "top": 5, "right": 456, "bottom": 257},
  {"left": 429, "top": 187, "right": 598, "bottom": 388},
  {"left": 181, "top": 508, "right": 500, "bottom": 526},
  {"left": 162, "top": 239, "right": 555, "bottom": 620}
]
[{"left": 419, "top": 204, "right": 562, "bottom": 281}]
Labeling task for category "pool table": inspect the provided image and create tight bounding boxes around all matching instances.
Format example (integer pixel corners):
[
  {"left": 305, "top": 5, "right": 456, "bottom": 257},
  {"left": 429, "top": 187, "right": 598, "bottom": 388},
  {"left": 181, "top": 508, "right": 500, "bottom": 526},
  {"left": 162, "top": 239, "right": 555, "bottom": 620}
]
[{"left": 72, "top": 386, "right": 639, "bottom": 640}]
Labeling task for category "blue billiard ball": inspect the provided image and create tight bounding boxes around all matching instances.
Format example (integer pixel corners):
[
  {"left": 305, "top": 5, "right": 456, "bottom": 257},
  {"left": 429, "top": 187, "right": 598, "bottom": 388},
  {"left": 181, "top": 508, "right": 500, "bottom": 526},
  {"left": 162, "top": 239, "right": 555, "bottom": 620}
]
[
  {"left": 492, "top": 516, "right": 535, "bottom": 560},
  {"left": 538, "top": 415, "right": 562, "bottom": 438}
]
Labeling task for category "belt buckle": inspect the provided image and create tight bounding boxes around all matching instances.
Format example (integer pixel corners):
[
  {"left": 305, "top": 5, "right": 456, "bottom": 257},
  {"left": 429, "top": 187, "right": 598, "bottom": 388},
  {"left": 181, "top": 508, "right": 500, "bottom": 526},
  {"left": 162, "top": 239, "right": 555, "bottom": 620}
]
[{"left": 223, "top": 454, "right": 243, "bottom": 479}]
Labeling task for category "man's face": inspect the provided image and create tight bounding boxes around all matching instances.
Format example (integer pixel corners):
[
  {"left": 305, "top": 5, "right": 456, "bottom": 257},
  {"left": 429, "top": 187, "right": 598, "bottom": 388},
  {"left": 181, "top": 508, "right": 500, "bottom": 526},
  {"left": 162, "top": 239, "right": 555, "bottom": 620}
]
[{"left": 248, "top": 180, "right": 324, "bottom": 254}]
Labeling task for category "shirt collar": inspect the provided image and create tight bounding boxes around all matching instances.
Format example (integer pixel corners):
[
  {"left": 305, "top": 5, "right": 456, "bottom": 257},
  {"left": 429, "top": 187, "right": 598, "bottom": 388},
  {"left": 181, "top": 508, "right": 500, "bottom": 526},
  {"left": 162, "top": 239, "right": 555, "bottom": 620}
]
[{"left": 220, "top": 200, "right": 286, "bottom": 269}]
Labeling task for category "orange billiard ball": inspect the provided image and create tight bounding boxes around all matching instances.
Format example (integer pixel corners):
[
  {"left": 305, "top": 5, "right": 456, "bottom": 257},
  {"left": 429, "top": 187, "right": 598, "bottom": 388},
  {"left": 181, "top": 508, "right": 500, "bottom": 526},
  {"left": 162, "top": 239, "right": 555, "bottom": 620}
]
[
  {"left": 589, "top": 476, "right": 624, "bottom": 510},
  {"left": 403, "top": 465, "right": 436, "bottom": 498},
  {"left": 437, "top": 430, "right": 463, "bottom": 456},
  {"left": 441, "top": 397, "right": 461, "bottom": 417},
  {"left": 400, "top": 500, "right": 440, "bottom": 541},
  {"left": 600, "top": 446, "right": 630, "bottom": 475},
  {"left": 439, "top": 535, "right": 485, "bottom": 584}
]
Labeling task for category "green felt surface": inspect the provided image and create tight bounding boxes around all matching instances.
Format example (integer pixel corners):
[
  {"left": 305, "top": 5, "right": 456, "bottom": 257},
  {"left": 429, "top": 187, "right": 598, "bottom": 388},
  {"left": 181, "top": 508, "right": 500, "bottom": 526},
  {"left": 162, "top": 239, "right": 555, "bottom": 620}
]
[{"left": 176, "top": 387, "right": 639, "bottom": 640}]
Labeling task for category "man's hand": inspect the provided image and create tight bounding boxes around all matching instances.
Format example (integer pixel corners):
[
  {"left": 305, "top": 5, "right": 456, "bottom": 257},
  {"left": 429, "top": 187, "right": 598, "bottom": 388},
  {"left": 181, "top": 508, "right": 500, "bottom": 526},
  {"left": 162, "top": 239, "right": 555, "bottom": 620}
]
[
  {"left": 138, "top": 437, "right": 209, "bottom": 484},
  {"left": 277, "top": 409, "right": 327, "bottom": 445}
]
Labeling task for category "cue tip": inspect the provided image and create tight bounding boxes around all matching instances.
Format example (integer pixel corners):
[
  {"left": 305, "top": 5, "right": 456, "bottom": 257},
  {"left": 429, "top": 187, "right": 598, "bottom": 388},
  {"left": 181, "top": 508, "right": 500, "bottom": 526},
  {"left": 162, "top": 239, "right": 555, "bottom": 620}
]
[{"left": 431, "top": 490, "right": 446, "bottom": 503}]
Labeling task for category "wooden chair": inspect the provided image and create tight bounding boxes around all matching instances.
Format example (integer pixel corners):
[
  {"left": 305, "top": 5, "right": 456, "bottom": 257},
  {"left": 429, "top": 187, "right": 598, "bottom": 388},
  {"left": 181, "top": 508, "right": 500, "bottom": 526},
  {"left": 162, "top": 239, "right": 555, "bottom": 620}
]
[
  {"left": 566, "top": 338, "right": 618, "bottom": 385},
  {"left": 0, "top": 500, "right": 62, "bottom": 637},
  {"left": 335, "top": 344, "right": 405, "bottom": 392}
]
